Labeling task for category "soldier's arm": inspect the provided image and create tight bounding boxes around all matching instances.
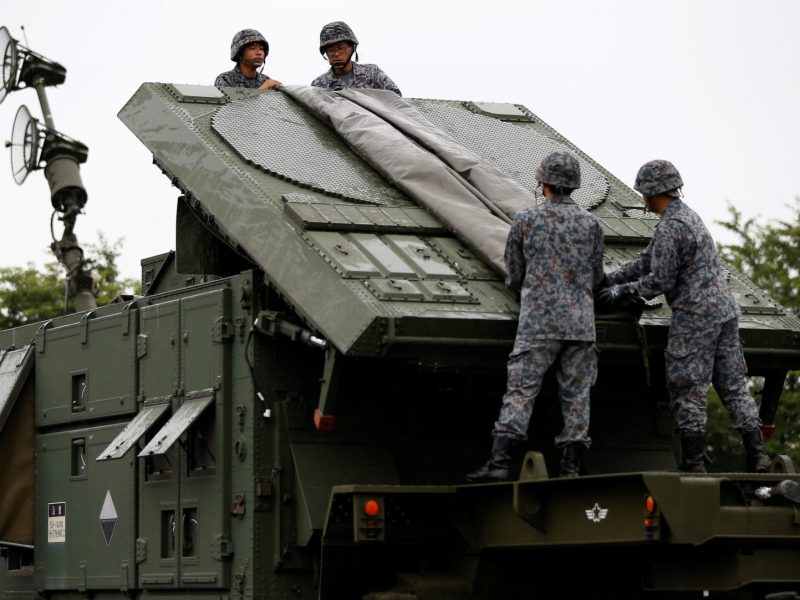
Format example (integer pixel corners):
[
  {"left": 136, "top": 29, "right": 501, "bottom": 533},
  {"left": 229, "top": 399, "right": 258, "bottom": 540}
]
[
  {"left": 504, "top": 216, "right": 526, "bottom": 291},
  {"left": 607, "top": 239, "right": 653, "bottom": 284},
  {"left": 627, "top": 222, "right": 680, "bottom": 299},
  {"left": 373, "top": 66, "right": 402, "bottom": 96},
  {"left": 591, "top": 222, "right": 606, "bottom": 289},
  {"left": 214, "top": 73, "right": 229, "bottom": 87}
]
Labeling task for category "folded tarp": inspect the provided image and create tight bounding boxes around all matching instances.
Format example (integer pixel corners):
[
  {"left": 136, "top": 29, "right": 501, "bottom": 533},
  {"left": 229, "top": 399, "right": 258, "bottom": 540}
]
[{"left": 282, "top": 86, "right": 538, "bottom": 278}]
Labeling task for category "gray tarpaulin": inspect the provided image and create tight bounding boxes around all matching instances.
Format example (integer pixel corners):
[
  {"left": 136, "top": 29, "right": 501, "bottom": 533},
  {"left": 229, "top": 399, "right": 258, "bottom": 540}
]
[{"left": 282, "top": 86, "right": 538, "bottom": 278}]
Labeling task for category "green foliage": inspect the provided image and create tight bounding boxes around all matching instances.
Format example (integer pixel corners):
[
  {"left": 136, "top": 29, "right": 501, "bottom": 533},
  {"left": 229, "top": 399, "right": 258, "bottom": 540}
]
[
  {"left": 716, "top": 197, "right": 800, "bottom": 315},
  {"left": 85, "top": 234, "right": 140, "bottom": 307},
  {"left": 707, "top": 198, "right": 800, "bottom": 469},
  {"left": 0, "top": 262, "right": 65, "bottom": 329},
  {"left": 706, "top": 382, "right": 800, "bottom": 470},
  {"left": 0, "top": 234, "right": 139, "bottom": 329}
]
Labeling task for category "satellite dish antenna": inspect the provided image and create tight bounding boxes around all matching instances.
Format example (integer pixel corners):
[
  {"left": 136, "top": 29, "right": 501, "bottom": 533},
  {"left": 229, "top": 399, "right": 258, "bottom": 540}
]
[
  {"left": 0, "top": 26, "right": 19, "bottom": 104},
  {"left": 9, "top": 104, "right": 40, "bottom": 184}
]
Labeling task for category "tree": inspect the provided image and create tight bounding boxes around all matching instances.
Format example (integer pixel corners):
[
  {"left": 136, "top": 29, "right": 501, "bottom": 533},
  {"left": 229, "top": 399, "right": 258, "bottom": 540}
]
[
  {"left": 716, "top": 197, "right": 800, "bottom": 315},
  {"left": 0, "top": 234, "right": 139, "bottom": 329},
  {"left": 705, "top": 198, "right": 800, "bottom": 469}
]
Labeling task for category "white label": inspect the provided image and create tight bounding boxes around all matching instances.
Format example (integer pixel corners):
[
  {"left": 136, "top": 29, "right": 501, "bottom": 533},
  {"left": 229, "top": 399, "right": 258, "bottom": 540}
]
[{"left": 48, "top": 502, "right": 66, "bottom": 543}]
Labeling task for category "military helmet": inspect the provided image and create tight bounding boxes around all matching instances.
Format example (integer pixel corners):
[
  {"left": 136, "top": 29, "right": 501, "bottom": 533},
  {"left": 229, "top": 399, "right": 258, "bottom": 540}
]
[
  {"left": 634, "top": 159, "right": 683, "bottom": 197},
  {"left": 230, "top": 29, "right": 269, "bottom": 62},
  {"left": 535, "top": 151, "right": 581, "bottom": 190},
  {"left": 319, "top": 21, "right": 359, "bottom": 55}
]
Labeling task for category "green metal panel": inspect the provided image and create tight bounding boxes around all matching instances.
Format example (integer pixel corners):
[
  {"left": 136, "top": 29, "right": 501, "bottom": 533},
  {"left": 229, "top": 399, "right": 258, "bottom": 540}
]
[
  {"left": 36, "top": 312, "right": 137, "bottom": 426},
  {"left": 138, "top": 299, "right": 180, "bottom": 401},
  {"left": 137, "top": 287, "right": 231, "bottom": 590},
  {"left": 0, "top": 344, "right": 33, "bottom": 433},
  {"left": 35, "top": 423, "right": 136, "bottom": 591}
]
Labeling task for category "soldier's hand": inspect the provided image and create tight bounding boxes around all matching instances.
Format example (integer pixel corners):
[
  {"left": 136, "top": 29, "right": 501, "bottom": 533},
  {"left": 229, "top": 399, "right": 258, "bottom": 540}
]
[
  {"left": 597, "top": 285, "right": 623, "bottom": 307},
  {"left": 596, "top": 284, "right": 645, "bottom": 311},
  {"left": 259, "top": 79, "right": 282, "bottom": 90}
]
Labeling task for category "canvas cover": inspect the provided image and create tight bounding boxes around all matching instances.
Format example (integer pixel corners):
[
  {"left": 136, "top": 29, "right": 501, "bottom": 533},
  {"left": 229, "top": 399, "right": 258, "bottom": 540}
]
[{"left": 282, "top": 86, "right": 539, "bottom": 277}]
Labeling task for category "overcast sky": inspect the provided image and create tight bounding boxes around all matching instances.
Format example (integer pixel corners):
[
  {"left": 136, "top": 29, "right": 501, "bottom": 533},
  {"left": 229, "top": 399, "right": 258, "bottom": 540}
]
[{"left": 1, "top": 0, "right": 798, "bottom": 282}]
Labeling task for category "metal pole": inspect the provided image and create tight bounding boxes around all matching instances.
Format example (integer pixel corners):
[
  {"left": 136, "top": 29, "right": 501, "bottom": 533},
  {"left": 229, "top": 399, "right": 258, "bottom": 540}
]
[{"left": 32, "top": 76, "right": 56, "bottom": 129}]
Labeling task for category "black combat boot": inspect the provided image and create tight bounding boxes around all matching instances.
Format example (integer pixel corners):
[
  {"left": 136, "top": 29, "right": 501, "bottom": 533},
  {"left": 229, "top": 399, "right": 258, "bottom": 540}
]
[
  {"left": 558, "top": 443, "right": 584, "bottom": 478},
  {"left": 741, "top": 428, "right": 770, "bottom": 473},
  {"left": 679, "top": 433, "right": 707, "bottom": 473},
  {"left": 466, "top": 435, "right": 512, "bottom": 483}
]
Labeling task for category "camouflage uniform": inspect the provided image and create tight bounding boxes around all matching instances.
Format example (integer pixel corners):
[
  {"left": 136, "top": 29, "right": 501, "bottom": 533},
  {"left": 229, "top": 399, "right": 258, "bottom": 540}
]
[
  {"left": 214, "top": 65, "right": 270, "bottom": 89},
  {"left": 494, "top": 189, "right": 605, "bottom": 445},
  {"left": 311, "top": 63, "right": 401, "bottom": 96},
  {"left": 607, "top": 198, "right": 761, "bottom": 434}
]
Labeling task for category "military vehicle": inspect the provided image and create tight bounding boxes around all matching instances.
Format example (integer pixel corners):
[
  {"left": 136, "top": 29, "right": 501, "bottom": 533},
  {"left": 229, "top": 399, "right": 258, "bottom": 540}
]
[{"left": 1, "top": 47, "right": 800, "bottom": 599}]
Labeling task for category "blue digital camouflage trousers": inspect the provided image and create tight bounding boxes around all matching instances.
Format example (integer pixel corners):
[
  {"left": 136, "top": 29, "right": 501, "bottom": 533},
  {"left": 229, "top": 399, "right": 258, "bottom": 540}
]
[
  {"left": 665, "top": 316, "right": 761, "bottom": 433},
  {"left": 494, "top": 340, "right": 596, "bottom": 447}
]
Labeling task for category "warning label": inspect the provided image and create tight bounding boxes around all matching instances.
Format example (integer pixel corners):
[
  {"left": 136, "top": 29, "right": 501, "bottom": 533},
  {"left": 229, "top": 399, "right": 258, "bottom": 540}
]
[{"left": 48, "top": 502, "right": 66, "bottom": 543}]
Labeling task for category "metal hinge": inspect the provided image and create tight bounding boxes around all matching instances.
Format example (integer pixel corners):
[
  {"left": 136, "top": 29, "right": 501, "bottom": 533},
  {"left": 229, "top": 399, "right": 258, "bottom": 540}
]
[
  {"left": 136, "top": 537, "right": 147, "bottom": 563},
  {"left": 137, "top": 334, "right": 148, "bottom": 359}
]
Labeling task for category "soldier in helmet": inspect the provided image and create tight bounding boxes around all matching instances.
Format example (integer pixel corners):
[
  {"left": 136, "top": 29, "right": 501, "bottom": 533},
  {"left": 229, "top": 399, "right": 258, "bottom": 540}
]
[
  {"left": 311, "top": 21, "right": 401, "bottom": 95},
  {"left": 598, "top": 160, "right": 770, "bottom": 473},
  {"left": 215, "top": 29, "right": 282, "bottom": 90},
  {"left": 467, "top": 151, "right": 605, "bottom": 482}
]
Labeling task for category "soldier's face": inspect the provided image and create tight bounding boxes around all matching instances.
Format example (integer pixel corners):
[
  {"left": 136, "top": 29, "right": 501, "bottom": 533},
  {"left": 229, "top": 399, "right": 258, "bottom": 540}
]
[
  {"left": 325, "top": 42, "right": 353, "bottom": 67},
  {"left": 241, "top": 43, "right": 265, "bottom": 67}
]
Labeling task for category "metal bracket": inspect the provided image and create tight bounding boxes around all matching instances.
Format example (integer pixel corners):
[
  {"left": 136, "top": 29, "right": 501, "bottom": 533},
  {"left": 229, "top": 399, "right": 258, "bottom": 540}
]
[
  {"left": 315, "top": 346, "right": 341, "bottom": 431},
  {"left": 231, "top": 494, "right": 246, "bottom": 519},
  {"left": 120, "top": 301, "right": 134, "bottom": 336},
  {"left": 255, "top": 310, "right": 327, "bottom": 349},
  {"left": 513, "top": 483, "right": 546, "bottom": 532},
  {"left": 136, "top": 334, "right": 148, "bottom": 359},
  {"left": 212, "top": 317, "right": 234, "bottom": 343},
  {"left": 135, "top": 538, "right": 147, "bottom": 564},
  {"left": 518, "top": 451, "right": 549, "bottom": 481},
  {"left": 210, "top": 534, "right": 234, "bottom": 561},
  {"left": 35, "top": 319, "right": 53, "bottom": 354},
  {"left": 80, "top": 309, "right": 97, "bottom": 345}
]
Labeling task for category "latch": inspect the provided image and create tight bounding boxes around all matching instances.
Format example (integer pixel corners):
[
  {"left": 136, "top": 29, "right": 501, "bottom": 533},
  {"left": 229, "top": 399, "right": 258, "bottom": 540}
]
[
  {"left": 35, "top": 319, "right": 53, "bottom": 354},
  {"left": 210, "top": 534, "right": 234, "bottom": 561},
  {"left": 212, "top": 317, "right": 234, "bottom": 343},
  {"left": 80, "top": 310, "right": 97, "bottom": 345},
  {"left": 231, "top": 494, "right": 246, "bottom": 519}
]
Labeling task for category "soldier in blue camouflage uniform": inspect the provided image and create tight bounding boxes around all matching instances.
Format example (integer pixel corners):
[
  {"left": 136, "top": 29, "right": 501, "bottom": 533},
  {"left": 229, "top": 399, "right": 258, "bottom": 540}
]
[
  {"left": 598, "top": 160, "right": 769, "bottom": 473},
  {"left": 467, "top": 152, "right": 605, "bottom": 482},
  {"left": 215, "top": 29, "right": 282, "bottom": 90},
  {"left": 311, "top": 22, "right": 401, "bottom": 96}
]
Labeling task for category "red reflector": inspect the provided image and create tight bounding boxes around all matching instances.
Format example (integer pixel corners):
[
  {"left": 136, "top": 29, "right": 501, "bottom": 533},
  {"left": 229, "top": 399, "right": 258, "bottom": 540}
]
[
  {"left": 644, "top": 518, "right": 654, "bottom": 527},
  {"left": 364, "top": 499, "right": 380, "bottom": 517},
  {"left": 313, "top": 409, "right": 336, "bottom": 431},
  {"left": 645, "top": 496, "right": 656, "bottom": 513},
  {"left": 762, "top": 424, "right": 776, "bottom": 440}
]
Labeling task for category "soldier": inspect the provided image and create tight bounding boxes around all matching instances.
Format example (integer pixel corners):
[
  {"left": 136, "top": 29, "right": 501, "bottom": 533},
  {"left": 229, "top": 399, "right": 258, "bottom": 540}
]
[
  {"left": 311, "top": 21, "right": 401, "bottom": 95},
  {"left": 598, "top": 160, "right": 770, "bottom": 473},
  {"left": 467, "top": 152, "right": 605, "bottom": 482},
  {"left": 215, "top": 29, "right": 282, "bottom": 90}
]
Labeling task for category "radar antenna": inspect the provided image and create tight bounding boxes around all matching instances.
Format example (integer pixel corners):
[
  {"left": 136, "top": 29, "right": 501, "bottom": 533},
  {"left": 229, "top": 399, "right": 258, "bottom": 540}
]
[{"left": 1, "top": 25, "right": 96, "bottom": 313}]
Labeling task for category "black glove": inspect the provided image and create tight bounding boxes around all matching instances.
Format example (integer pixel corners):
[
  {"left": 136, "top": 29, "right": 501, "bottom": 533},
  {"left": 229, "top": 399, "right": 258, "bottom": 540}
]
[{"left": 596, "top": 284, "right": 645, "bottom": 311}]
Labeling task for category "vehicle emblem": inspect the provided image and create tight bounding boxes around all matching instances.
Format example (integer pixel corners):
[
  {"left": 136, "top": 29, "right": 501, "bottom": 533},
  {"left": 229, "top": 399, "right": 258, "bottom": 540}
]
[{"left": 585, "top": 502, "right": 608, "bottom": 523}]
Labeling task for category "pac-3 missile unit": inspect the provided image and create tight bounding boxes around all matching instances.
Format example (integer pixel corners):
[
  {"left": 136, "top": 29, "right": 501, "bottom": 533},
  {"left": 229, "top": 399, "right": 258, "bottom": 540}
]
[{"left": 1, "top": 78, "right": 799, "bottom": 599}]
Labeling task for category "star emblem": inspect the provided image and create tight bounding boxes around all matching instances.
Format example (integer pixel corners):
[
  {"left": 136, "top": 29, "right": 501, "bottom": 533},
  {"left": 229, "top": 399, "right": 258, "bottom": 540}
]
[{"left": 585, "top": 502, "right": 608, "bottom": 523}]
